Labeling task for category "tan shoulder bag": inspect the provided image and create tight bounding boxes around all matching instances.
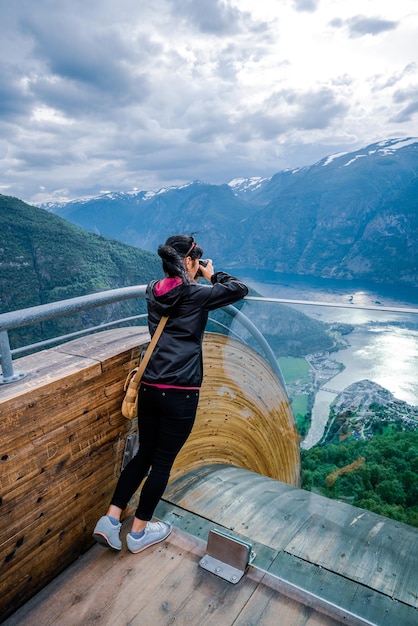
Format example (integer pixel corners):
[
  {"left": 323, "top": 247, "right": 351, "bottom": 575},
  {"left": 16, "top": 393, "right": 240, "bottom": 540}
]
[{"left": 121, "top": 315, "right": 169, "bottom": 419}]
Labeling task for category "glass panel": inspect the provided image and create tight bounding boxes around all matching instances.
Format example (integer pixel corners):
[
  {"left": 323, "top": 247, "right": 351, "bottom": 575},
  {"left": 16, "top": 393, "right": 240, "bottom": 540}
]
[
  {"left": 3, "top": 278, "right": 417, "bottom": 530},
  {"left": 218, "top": 293, "right": 418, "bottom": 530}
]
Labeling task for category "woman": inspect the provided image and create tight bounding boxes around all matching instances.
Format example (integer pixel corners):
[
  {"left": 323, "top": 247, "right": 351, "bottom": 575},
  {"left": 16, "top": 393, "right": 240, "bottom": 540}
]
[{"left": 93, "top": 234, "right": 248, "bottom": 553}]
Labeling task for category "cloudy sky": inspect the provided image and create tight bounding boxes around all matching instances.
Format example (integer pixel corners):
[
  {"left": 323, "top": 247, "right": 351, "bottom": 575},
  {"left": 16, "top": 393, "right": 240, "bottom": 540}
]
[{"left": 1, "top": 0, "right": 417, "bottom": 204}]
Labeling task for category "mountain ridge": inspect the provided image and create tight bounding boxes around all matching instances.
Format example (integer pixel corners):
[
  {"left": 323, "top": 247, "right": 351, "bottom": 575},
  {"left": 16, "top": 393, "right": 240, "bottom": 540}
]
[
  {"left": 1, "top": 194, "right": 338, "bottom": 359},
  {"left": 34, "top": 136, "right": 418, "bottom": 288},
  {"left": 41, "top": 137, "right": 418, "bottom": 209}
]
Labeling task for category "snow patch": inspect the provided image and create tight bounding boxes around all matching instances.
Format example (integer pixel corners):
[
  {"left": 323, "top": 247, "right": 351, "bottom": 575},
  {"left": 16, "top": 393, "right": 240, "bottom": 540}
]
[
  {"left": 343, "top": 154, "right": 367, "bottom": 167},
  {"left": 228, "top": 176, "right": 269, "bottom": 192},
  {"left": 342, "top": 137, "right": 417, "bottom": 167},
  {"left": 376, "top": 137, "right": 417, "bottom": 151},
  {"left": 322, "top": 152, "right": 348, "bottom": 166},
  {"left": 376, "top": 137, "right": 418, "bottom": 154}
]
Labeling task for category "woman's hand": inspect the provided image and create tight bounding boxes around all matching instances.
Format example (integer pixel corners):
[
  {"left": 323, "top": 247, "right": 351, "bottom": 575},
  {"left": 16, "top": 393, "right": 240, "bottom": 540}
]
[{"left": 199, "top": 259, "right": 214, "bottom": 282}]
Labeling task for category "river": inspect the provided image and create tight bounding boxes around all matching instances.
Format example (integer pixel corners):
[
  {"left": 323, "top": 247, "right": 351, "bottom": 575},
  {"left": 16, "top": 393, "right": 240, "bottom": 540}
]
[{"left": 237, "top": 270, "right": 418, "bottom": 448}]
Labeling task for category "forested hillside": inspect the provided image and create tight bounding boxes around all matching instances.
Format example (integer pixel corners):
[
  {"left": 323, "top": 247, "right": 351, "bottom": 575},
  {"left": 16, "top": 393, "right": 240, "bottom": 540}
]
[
  {"left": 301, "top": 432, "right": 418, "bottom": 528},
  {"left": 0, "top": 194, "right": 160, "bottom": 311},
  {"left": 0, "top": 194, "right": 161, "bottom": 347}
]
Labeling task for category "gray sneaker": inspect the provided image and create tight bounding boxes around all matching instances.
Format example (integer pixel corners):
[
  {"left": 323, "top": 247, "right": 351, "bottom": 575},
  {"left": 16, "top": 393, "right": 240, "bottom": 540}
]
[
  {"left": 127, "top": 521, "right": 172, "bottom": 554},
  {"left": 93, "top": 515, "right": 122, "bottom": 551}
]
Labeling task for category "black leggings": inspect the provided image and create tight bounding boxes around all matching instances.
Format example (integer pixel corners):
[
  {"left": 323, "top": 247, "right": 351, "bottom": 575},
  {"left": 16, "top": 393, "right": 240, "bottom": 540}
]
[{"left": 111, "top": 384, "right": 199, "bottom": 521}]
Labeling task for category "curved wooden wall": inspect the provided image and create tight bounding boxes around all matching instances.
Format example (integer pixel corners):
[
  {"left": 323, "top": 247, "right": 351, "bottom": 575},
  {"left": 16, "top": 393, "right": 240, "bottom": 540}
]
[{"left": 172, "top": 333, "right": 300, "bottom": 486}]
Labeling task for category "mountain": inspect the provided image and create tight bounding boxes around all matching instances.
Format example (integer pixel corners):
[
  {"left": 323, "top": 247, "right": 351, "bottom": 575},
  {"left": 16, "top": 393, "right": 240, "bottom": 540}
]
[
  {"left": 42, "top": 137, "right": 418, "bottom": 287},
  {"left": 1, "top": 194, "right": 338, "bottom": 357},
  {"left": 234, "top": 138, "right": 418, "bottom": 284},
  {"left": 43, "top": 182, "right": 257, "bottom": 257}
]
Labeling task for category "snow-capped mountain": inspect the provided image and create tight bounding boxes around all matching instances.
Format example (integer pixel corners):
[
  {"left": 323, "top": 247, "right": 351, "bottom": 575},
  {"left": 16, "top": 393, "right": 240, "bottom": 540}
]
[{"left": 40, "top": 138, "right": 418, "bottom": 286}]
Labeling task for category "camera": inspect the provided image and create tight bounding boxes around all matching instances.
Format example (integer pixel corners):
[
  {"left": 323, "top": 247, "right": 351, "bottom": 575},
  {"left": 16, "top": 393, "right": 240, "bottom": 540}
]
[{"left": 195, "top": 259, "right": 208, "bottom": 278}]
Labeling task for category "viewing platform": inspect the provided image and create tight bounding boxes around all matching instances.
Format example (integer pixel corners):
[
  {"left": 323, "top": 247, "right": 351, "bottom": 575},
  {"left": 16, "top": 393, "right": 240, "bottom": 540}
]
[{"left": 1, "top": 290, "right": 417, "bottom": 625}]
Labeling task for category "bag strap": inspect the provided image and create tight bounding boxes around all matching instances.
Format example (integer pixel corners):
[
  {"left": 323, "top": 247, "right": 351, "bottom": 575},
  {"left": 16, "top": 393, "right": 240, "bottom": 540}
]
[{"left": 129, "top": 315, "right": 169, "bottom": 385}]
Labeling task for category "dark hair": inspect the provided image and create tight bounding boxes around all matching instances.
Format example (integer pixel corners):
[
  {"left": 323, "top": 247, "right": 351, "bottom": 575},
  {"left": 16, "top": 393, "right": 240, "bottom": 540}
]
[{"left": 158, "top": 235, "right": 203, "bottom": 280}]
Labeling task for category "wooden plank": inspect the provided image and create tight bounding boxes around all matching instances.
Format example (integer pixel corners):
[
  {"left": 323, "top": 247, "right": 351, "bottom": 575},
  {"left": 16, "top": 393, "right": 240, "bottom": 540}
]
[
  {"left": 286, "top": 511, "right": 418, "bottom": 607},
  {"left": 1, "top": 444, "right": 128, "bottom": 612},
  {"left": 234, "top": 581, "right": 342, "bottom": 626},
  {"left": 0, "top": 327, "right": 147, "bottom": 404},
  {"left": 165, "top": 464, "right": 309, "bottom": 547},
  {"left": 54, "top": 326, "right": 149, "bottom": 363},
  {"left": 0, "top": 351, "right": 101, "bottom": 404},
  {"left": 1, "top": 389, "right": 129, "bottom": 530},
  {"left": 269, "top": 551, "right": 418, "bottom": 626},
  {"left": 1, "top": 405, "right": 125, "bottom": 494},
  {"left": 2, "top": 436, "right": 123, "bottom": 549}
]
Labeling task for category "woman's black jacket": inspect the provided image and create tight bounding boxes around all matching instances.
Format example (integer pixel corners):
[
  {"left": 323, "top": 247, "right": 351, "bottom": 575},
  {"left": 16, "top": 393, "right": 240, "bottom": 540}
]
[{"left": 143, "top": 272, "right": 248, "bottom": 388}]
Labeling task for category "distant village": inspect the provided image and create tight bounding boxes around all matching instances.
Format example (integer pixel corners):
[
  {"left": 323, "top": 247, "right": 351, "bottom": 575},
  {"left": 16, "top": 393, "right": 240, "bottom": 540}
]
[
  {"left": 323, "top": 378, "right": 418, "bottom": 444},
  {"left": 306, "top": 352, "right": 345, "bottom": 387},
  {"left": 287, "top": 350, "right": 418, "bottom": 445}
]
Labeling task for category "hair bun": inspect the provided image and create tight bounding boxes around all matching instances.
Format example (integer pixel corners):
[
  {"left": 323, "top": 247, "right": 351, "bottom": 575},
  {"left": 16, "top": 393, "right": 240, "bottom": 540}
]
[{"left": 158, "top": 244, "right": 179, "bottom": 260}]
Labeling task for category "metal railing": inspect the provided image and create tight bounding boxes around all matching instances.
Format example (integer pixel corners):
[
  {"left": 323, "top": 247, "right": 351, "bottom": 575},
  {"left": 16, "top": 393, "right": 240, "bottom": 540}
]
[
  {"left": 0, "top": 286, "right": 147, "bottom": 383},
  {"left": 2, "top": 285, "right": 417, "bottom": 385},
  {"left": 0, "top": 286, "right": 286, "bottom": 386}
]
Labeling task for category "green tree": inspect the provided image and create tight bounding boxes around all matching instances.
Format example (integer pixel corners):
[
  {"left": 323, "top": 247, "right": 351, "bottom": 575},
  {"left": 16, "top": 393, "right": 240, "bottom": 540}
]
[{"left": 301, "top": 431, "right": 418, "bottom": 528}]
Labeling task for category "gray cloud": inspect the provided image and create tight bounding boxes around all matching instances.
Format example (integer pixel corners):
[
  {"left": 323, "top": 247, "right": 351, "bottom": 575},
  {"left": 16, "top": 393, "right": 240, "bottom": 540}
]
[
  {"left": 0, "top": 64, "right": 34, "bottom": 120},
  {"left": 168, "top": 0, "right": 265, "bottom": 35},
  {"left": 372, "top": 63, "right": 417, "bottom": 92},
  {"left": 263, "top": 87, "right": 348, "bottom": 135},
  {"left": 391, "top": 86, "right": 418, "bottom": 122},
  {"left": 19, "top": 13, "right": 150, "bottom": 104},
  {"left": 0, "top": 0, "right": 416, "bottom": 203},
  {"left": 187, "top": 86, "right": 348, "bottom": 145},
  {"left": 292, "top": 0, "right": 321, "bottom": 13},
  {"left": 330, "top": 15, "right": 398, "bottom": 38}
]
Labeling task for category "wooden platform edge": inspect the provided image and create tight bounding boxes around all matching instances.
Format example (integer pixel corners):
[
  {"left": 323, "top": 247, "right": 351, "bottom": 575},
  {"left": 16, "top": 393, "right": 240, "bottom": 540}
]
[
  {"left": 156, "top": 500, "right": 418, "bottom": 626},
  {"left": 4, "top": 501, "right": 417, "bottom": 626}
]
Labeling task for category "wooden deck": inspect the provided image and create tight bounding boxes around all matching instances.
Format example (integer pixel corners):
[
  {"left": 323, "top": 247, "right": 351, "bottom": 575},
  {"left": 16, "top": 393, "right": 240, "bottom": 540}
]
[
  {"left": 2, "top": 518, "right": 347, "bottom": 626},
  {"left": 4, "top": 465, "right": 418, "bottom": 626},
  {"left": 2, "top": 327, "right": 417, "bottom": 625}
]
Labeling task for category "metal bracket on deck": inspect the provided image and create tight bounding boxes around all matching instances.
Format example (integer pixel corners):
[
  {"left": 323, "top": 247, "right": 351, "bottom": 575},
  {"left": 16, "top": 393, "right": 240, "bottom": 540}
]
[
  {"left": 199, "top": 528, "right": 255, "bottom": 584},
  {"left": 0, "top": 370, "right": 27, "bottom": 384},
  {"left": 121, "top": 433, "right": 139, "bottom": 472}
]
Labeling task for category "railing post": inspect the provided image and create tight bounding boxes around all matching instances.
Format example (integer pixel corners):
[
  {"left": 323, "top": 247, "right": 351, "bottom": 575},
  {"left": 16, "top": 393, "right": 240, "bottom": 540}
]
[{"left": 0, "top": 330, "right": 26, "bottom": 384}]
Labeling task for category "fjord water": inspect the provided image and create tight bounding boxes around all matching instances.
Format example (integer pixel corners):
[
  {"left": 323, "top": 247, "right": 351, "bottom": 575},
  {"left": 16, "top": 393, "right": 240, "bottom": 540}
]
[
  {"left": 238, "top": 270, "right": 418, "bottom": 448},
  {"left": 239, "top": 269, "right": 418, "bottom": 309}
]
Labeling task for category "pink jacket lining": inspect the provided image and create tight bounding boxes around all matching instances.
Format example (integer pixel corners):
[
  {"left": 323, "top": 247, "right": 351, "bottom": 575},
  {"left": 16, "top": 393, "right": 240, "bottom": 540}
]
[{"left": 154, "top": 277, "right": 182, "bottom": 296}]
